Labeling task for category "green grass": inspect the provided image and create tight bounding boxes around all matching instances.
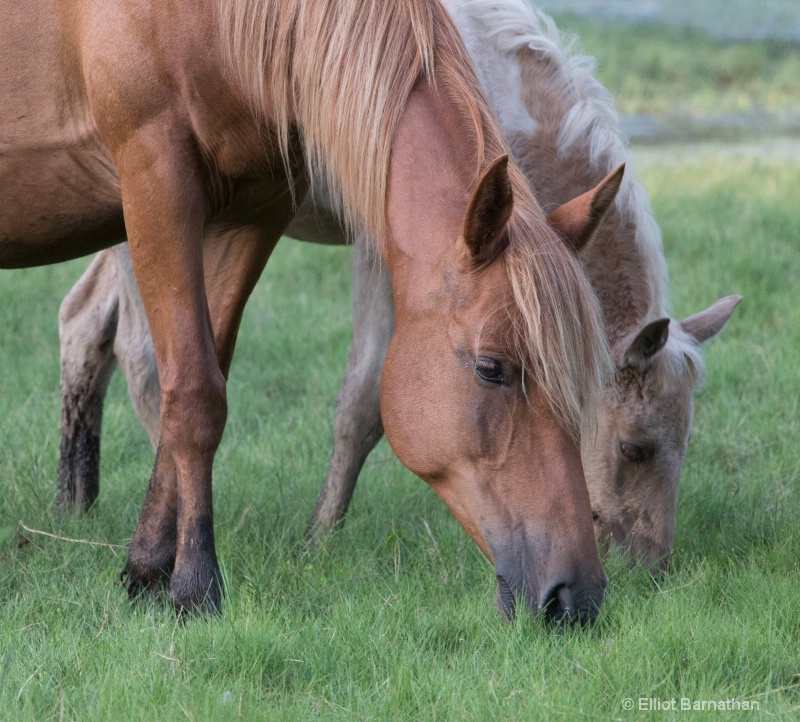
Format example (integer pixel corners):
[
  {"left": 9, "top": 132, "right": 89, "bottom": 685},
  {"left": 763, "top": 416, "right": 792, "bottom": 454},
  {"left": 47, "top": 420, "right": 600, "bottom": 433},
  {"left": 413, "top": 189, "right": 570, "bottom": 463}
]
[
  {"left": 551, "top": 14, "right": 800, "bottom": 122},
  {"left": 1, "top": 153, "right": 799, "bottom": 719}
]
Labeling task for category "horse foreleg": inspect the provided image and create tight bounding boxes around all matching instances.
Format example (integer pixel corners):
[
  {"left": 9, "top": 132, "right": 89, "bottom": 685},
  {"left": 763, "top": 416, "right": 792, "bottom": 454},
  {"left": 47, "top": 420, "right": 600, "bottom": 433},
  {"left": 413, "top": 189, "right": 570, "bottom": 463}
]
[
  {"left": 307, "top": 235, "right": 394, "bottom": 540},
  {"left": 128, "top": 194, "right": 292, "bottom": 611},
  {"left": 123, "top": 441, "right": 180, "bottom": 601},
  {"left": 57, "top": 249, "right": 120, "bottom": 512},
  {"left": 114, "top": 252, "right": 196, "bottom": 604},
  {"left": 57, "top": 243, "right": 164, "bottom": 513},
  {"left": 115, "top": 138, "right": 229, "bottom": 615}
]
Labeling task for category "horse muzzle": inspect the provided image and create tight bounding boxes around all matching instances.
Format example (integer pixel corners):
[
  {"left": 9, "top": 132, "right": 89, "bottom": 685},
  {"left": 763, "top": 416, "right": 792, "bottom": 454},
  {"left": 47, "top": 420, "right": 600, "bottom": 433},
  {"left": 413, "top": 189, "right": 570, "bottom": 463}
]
[
  {"left": 494, "top": 548, "right": 607, "bottom": 625},
  {"left": 495, "top": 573, "right": 606, "bottom": 625}
]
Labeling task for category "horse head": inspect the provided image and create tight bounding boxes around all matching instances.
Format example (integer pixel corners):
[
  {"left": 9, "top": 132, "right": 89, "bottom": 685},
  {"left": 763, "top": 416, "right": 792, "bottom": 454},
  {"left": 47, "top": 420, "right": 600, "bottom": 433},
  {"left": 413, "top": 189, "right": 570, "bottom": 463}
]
[
  {"left": 381, "top": 151, "right": 622, "bottom": 622},
  {"left": 583, "top": 296, "right": 742, "bottom": 571}
]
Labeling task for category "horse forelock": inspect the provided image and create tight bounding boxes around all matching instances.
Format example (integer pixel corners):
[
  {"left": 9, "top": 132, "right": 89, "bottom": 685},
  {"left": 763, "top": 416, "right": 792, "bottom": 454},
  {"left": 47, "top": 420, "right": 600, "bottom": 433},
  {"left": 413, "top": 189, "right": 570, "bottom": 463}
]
[{"left": 503, "top": 166, "right": 612, "bottom": 442}]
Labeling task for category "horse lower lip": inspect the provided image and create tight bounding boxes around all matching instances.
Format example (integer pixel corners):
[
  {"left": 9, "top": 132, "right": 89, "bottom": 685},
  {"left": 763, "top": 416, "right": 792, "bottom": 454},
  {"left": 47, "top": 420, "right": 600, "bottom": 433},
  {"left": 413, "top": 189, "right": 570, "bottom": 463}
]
[{"left": 495, "top": 575, "right": 516, "bottom": 620}]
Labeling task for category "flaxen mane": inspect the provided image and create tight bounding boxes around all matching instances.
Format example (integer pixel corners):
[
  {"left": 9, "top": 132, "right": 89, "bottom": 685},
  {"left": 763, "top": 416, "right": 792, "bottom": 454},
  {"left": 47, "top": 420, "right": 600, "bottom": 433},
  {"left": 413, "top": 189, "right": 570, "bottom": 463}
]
[
  {"left": 217, "top": 0, "right": 611, "bottom": 437},
  {"left": 454, "top": 0, "right": 704, "bottom": 390}
]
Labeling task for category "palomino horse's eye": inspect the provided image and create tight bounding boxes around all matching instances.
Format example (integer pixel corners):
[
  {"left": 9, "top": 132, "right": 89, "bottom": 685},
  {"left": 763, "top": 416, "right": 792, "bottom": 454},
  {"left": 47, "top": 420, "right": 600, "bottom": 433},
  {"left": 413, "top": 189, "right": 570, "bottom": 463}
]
[
  {"left": 475, "top": 357, "right": 505, "bottom": 384},
  {"left": 619, "top": 441, "right": 655, "bottom": 464}
]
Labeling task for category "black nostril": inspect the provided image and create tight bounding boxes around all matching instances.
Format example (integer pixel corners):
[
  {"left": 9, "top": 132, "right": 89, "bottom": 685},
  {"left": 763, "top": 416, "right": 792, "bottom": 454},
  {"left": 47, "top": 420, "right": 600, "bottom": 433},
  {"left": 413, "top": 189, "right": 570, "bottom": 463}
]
[
  {"left": 540, "top": 584, "right": 571, "bottom": 625},
  {"left": 495, "top": 574, "right": 516, "bottom": 620},
  {"left": 540, "top": 584, "right": 602, "bottom": 627}
]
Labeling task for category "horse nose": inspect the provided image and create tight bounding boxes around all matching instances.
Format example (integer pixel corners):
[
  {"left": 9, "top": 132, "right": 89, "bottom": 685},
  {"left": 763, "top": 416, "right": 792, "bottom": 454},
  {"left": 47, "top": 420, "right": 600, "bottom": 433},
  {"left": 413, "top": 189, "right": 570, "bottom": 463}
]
[
  {"left": 539, "top": 573, "right": 607, "bottom": 626},
  {"left": 495, "top": 570, "right": 607, "bottom": 624}
]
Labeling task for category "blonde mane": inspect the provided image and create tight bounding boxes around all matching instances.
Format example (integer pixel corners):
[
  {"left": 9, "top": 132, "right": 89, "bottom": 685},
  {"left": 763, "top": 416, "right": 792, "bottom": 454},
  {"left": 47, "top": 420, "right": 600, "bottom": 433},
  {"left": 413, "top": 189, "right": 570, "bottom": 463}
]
[{"left": 217, "top": 0, "right": 611, "bottom": 437}]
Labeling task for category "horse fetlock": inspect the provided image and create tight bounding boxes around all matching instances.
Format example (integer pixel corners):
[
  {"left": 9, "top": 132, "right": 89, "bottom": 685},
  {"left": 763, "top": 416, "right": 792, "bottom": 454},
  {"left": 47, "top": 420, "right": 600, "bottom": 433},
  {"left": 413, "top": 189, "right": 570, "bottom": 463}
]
[
  {"left": 125, "top": 515, "right": 177, "bottom": 597},
  {"left": 122, "top": 553, "right": 173, "bottom": 602},
  {"left": 163, "top": 513, "right": 222, "bottom": 615}
]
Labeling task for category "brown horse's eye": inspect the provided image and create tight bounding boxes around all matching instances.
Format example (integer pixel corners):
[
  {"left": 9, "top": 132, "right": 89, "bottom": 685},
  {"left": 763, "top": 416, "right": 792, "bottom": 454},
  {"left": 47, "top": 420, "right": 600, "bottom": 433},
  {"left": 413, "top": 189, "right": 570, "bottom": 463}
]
[
  {"left": 619, "top": 441, "right": 654, "bottom": 464},
  {"left": 475, "top": 357, "right": 505, "bottom": 384}
]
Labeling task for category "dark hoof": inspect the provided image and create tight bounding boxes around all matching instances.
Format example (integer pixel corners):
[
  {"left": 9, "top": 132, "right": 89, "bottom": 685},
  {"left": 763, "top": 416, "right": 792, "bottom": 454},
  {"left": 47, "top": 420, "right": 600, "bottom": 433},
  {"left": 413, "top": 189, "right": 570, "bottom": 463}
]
[
  {"left": 121, "top": 560, "right": 171, "bottom": 602},
  {"left": 168, "top": 564, "right": 223, "bottom": 617},
  {"left": 305, "top": 513, "right": 337, "bottom": 547},
  {"left": 305, "top": 499, "right": 349, "bottom": 545},
  {"left": 55, "top": 486, "right": 78, "bottom": 512},
  {"left": 56, "top": 421, "right": 101, "bottom": 513},
  {"left": 55, "top": 486, "right": 97, "bottom": 514},
  {"left": 55, "top": 473, "right": 98, "bottom": 514}
]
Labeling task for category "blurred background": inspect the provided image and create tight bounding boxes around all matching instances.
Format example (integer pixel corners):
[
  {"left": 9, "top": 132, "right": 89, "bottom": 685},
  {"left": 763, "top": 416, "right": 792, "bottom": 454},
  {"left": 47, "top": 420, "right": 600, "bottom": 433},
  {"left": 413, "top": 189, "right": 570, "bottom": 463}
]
[
  {"left": 537, "top": 0, "right": 800, "bottom": 148},
  {"left": 538, "top": 0, "right": 800, "bottom": 40}
]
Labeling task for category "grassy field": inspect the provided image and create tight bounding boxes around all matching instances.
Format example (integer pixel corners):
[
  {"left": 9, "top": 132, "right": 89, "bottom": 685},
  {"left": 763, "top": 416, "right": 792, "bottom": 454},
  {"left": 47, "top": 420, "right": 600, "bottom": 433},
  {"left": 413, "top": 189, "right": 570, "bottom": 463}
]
[
  {"left": 1, "top": 153, "right": 799, "bottom": 720},
  {"left": 2, "top": 14, "right": 800, "bottom": 721}
]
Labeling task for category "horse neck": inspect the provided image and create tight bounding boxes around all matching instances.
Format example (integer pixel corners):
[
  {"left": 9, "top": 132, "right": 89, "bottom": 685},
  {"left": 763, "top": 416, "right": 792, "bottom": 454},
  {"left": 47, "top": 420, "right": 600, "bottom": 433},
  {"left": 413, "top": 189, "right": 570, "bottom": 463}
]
[{"left": 383, "top": 80, "right": 482, "bottom": 309}]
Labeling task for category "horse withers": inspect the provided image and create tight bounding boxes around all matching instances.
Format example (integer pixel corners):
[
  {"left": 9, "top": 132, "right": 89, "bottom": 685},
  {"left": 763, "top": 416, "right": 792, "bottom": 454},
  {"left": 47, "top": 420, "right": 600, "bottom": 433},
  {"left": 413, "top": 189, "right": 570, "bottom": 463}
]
[{"left": 3, "top": 0, "right": 610, "bottom": 620}]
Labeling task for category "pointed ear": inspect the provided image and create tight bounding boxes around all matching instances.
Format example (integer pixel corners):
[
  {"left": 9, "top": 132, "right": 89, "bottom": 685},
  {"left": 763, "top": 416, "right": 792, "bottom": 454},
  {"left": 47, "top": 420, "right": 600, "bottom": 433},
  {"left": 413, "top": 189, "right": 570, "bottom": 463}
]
[
  {"left": 547, "top": 164, "right": 625, "bottom": 252},
  {"left": 622, "top": 317, "right": 670, "bottom": 368},
  {"left": 463, "top": 154, "right": 514, "bottom": 266},
  {"left": 679, "top": 295, "right": 742, "bottom": 345}
]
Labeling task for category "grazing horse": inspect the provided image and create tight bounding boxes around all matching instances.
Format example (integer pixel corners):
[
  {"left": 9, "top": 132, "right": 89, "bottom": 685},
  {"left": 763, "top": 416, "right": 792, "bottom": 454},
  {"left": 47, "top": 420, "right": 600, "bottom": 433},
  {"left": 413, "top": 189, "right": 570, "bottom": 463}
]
[
  {"left": 3, "top": 0, "right": 612, "bottom": 619},
  {"left": 56, "top": 0, "right": 740, "bottom": 575}
]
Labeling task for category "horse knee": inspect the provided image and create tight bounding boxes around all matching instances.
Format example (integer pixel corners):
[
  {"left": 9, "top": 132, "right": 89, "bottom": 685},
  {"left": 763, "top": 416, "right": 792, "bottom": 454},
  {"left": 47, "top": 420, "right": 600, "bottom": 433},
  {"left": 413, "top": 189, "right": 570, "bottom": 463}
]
[{"left": 159, "top": 371, "right": 227, "bottom": 455}]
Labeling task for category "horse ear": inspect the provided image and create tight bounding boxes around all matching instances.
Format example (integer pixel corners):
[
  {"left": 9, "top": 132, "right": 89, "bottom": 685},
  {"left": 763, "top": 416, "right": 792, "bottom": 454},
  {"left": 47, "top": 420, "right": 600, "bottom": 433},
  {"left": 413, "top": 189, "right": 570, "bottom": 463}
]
[
  {"left": 547, "top": 164, "right": 625, "bottom": 252},
  {"left": 622, "top": 317, "right": 670, "bottom": 368},
  {"left": 463, "top": 154, "right": 514, "bottom": 266},
  {"left": 679, "top": 295, "right": 742, "bottom": 344}
]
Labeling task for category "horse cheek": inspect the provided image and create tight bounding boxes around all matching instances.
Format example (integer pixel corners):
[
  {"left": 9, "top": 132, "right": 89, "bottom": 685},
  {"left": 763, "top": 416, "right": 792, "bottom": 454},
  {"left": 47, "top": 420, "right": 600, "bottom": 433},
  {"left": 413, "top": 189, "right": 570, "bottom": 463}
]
[{"left": 380, "top": 326, "right": 456, "bottom": 481}]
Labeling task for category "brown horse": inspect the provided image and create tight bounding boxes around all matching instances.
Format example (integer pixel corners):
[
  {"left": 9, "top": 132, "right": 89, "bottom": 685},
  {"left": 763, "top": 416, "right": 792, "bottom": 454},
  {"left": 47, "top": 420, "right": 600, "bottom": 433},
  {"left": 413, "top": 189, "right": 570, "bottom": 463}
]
[
  {"left": 3, "top": 0, "right": 611, "bottom": 619},
  {"left": 56, "top": 0, "right": 740, "bottom": 576}
]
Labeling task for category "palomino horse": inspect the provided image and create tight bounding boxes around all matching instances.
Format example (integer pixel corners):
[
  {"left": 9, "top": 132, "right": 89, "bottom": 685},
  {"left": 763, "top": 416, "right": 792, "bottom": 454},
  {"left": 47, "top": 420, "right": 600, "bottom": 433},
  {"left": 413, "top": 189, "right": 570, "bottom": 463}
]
[
  {"left": 56, "top": 0, "right": 740, "bottom": 574},
  {"left": 3, "top": 0, "right": 611, "bottom": 619}
]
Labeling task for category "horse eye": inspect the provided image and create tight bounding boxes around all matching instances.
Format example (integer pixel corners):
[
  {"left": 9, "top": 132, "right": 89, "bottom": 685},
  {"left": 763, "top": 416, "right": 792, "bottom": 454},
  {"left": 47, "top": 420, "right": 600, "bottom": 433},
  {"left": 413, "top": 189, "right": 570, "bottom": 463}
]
[
  {"left": 619, "top": 441, "right": 654, "bottom": 464},
  {"left": 475, "top": 357, "right": 505, "bottom": 384}
]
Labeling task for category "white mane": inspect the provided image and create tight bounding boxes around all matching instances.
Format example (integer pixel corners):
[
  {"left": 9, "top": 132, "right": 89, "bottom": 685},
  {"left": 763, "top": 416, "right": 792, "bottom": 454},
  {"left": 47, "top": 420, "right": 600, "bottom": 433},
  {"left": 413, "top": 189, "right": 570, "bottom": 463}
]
[{"left": 444, "top": 0, "right": 705, "bottom": 385}]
